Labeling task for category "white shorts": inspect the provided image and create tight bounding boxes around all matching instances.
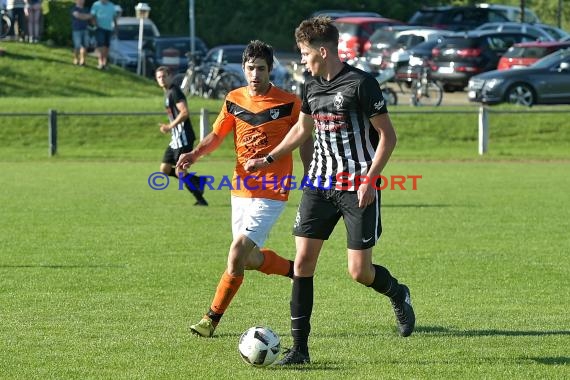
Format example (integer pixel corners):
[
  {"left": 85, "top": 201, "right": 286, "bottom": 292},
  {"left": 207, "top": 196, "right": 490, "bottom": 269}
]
[{"left": 231, "top": 196, "right": 286, "bottom": 247}]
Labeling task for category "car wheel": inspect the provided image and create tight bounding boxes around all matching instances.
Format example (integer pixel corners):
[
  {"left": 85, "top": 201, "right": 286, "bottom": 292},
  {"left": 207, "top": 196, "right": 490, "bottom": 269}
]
[{"left": 505, "top": 83, "right": 535, "bottom": 106}]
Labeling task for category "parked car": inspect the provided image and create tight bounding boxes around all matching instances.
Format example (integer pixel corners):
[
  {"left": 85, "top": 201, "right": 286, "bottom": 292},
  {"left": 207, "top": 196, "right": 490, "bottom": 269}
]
[
  {"left": 395, "top": 38, "right": 448, "bottom": 83},
  {"left": 199, "top": 44, "right": 291, "bottom": 90},
  {"left": 467, "top": 48, "right": 570, "bottom": 106},
  {"left": 365, "top": 28, "right": 453, "bottom": 72},
  {"left": 407, "top": 5, "right": 509, "bottom": 31},
  {"left": 430, "top": 30, "right": 537, "bottom": 91},
  {"left": 334, "top": 16, "right": 406, "bottom": 61},
  {"left": 475, "top": 22, "right": 555, "bottom": 42},
  {"left": 497, "top": 41, "right": 570, "bottom": 70},
  {"left": 476, "top": 3, "right": 540, "bottom": 23},
  {"left": 109, "top": 17, "right": 160, "bottom": 70},
  {"left": 143, "top": 36, "right": 208, "bottom": 77}
]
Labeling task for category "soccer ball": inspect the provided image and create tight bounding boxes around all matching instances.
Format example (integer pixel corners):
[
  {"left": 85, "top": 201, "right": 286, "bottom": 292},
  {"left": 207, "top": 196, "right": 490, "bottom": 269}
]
[{"left": 238, "top": 326, "right": 281, "bottom": 367}]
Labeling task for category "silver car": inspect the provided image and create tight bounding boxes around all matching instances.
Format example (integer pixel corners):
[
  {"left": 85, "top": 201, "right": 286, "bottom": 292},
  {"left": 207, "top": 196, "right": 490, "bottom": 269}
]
[
  {"left": 108, "top": 17, "right": 160, "bottom": 70},
  {"left": 467, "top": 48, "right": 570, "bottom": 106}
]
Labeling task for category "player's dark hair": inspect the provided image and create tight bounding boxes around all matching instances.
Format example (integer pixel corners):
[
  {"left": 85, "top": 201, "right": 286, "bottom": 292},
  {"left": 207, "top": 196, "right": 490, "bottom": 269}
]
[
  {"left": 243, "top": 40, "right": 274, "bottom": 71},
  {"left": 295, "top": 16, "right": 339, "bottom": 50}
]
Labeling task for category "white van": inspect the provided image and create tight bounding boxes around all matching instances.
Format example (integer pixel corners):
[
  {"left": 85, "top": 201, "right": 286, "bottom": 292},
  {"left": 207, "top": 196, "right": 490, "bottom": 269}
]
[{"left": 477, "top": 3, "right": 540, "bottom": 23}]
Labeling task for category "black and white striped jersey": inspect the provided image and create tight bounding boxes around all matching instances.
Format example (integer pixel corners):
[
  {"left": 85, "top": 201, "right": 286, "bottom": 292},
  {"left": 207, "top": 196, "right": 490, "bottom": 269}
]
[
  {"left": 301, "top": 63, "right": 388, "bottom": 190},
  {"left": 164, "top": 85, "right": 196, "bottom": 149}
]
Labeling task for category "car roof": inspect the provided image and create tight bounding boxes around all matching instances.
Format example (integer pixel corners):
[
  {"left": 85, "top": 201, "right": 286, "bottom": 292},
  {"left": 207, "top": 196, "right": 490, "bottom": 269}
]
[
  {"left": 334, "top": 16, "right": 403, "bottom": 23},
  {"left": 449, "top": 30, "right": 535, "bottom": 38},
  {"left": 511, "top": 40, "right": 570, "bottom": 48},
  {"left": 311, "top": 10, "right": 383, "bottom": 19},
  {"left": 397, "top": 28, "right": 454, "bottom": 37}
]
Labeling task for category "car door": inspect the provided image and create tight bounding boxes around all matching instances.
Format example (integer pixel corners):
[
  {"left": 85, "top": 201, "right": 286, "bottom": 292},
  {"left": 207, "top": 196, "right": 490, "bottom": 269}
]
[{"left": 542, "top": 58, "right": 570, "bottom": 103}]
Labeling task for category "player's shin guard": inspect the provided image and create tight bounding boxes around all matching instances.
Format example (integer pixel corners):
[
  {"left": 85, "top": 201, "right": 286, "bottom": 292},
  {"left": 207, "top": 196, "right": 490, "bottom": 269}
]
[
  {"left": 368, "top": 264, "right": 404, "bottom": 302},
  {"left": 290, "top": 276, "right": 313, "bottom": 354},
  {"left": 207, "top": 271, "right": 244, "bottom": 327}
]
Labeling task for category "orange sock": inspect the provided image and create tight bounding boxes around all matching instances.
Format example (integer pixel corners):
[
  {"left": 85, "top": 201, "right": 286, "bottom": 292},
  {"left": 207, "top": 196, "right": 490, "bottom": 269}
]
[
  {"left": 258, "top": 248, "right": 293, "bottom": 277},
  {"left": 209, "top": 271, "right": 244, "bottom": 322}
]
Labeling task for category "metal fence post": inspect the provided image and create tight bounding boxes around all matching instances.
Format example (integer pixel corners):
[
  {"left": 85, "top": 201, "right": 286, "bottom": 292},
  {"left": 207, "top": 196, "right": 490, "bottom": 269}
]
[
  {"left": 478, "top": 105, "right": 489, "bottom": 155},
  {"left": 199, "top": 108, "right": 209, "bottom": 140},
  {"left": 49, "top": 109, "right": 57, "bottom": 156}
]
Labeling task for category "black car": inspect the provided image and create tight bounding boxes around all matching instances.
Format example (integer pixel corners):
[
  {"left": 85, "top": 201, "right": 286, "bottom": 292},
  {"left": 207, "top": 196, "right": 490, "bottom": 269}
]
[
  {"left": 429, "top": 30, "right": 537, "bottom": 91},
  {"left": 143, "top": 36, "right": 208, "bottom": 77},
  {"left": 408, "top": 6, "right": 509, "bottom": 31},
  {"left": 467, "top": 48, "right": 570, "bottom": 106}
]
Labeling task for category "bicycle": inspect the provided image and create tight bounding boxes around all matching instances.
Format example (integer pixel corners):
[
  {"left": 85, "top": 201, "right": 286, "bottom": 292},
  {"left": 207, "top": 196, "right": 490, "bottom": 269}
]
[
  {"left": 1, "top": 8, "right": 12, "bottom": 39},
  {"left": 410, "top": 65, "right": 443, "bottom": 107},
  {"left": 180, "top": 53, "right": 244, "bottom": 100}
]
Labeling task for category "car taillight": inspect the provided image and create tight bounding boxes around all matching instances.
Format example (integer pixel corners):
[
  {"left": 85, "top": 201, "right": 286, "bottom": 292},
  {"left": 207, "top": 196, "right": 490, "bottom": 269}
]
[
  {"left": 457, "top": 48, "right": 482, "bottom": 57},
  {"left": 456, "top": 66, "right": 482, "bottom": 73},
  {"left": 363, "top": 41, "right": 371, "bottom": 53},
  {"left": 432, "top": 47, "right": 440, "bottom": 57}
]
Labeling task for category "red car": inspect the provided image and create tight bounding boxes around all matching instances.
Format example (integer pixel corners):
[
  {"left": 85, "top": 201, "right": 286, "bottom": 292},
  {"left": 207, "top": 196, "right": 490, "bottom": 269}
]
[
  {"left": 333, "top": 16, "right": 405, "bottom": 61},
  {"left": 497, "top": 41, "right": 570, "bottom": 70}
]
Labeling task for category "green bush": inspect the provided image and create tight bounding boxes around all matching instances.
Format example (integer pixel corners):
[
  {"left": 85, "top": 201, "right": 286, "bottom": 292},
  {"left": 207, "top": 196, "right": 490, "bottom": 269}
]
[{"left": 43, "top": 0, "right": 75, "bottom": 47}]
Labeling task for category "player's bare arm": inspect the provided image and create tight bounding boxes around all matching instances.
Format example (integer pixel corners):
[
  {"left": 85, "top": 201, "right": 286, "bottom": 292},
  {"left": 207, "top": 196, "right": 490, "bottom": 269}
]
[
  {"left": 176, "top": 132, "right": 224, "bottom": 170},
  {"left": 357, "top": 113, "right": 397, "bottom": 208},
  {"left": 245, "top": 112, "right": 314, "bottom": 172},
  {"left": 160, "top": 100, "right": 189, "bottom": 133}
]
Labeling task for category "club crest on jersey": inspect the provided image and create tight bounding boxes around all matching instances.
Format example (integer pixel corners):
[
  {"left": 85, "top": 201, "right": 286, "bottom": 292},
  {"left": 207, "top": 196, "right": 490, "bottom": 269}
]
[
  {"left": 333, "top": 92, "right": 344, "bottom": 109},
  {"left": 270, "top": 108, "right": 280, "bottom": 119}
]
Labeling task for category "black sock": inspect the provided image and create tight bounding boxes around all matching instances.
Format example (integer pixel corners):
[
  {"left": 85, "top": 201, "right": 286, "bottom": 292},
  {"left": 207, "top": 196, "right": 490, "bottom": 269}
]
[
  {"left": 178, "top": 172, "right": 206, "bottom": 202},
  {"left": 290, "top": 276, "right": 313, "bottom": 354},
  {"left": 368, "top": 265, "right": 404, "bottom": 302},
  {"left": 206, "top": 309, "right": 223, "bottom": 325},
  {"left": 286, "top": 260, "right": 294, "bottom": 279}
]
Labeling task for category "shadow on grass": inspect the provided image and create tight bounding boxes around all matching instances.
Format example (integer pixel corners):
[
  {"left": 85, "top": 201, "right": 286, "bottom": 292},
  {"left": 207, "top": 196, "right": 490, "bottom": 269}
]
[
  {"left": 528, "top": 356, "right": 569, "bottom": 365},
  {"left": 417, "top": 325, "right": 570, "bottom": 336}
]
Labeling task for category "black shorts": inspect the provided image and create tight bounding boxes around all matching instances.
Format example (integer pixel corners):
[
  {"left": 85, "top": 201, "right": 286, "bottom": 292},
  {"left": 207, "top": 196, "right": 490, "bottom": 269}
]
[
  {"left": 293, "top": 188, "right": 382, "bottom": 250},
  {"left": 162, "top": 145, "right": 193, "bottom": 166},
  {"left": 95, "top": 28, "right": 113, "bottom": 48}
]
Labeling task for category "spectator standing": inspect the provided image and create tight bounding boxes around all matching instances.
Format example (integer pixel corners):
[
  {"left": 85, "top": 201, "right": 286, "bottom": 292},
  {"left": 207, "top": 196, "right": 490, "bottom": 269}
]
[
  {"left": 90, "top": 0, "right": 116, "bottom": 70},
  {"left": 70, "top": 0, "right": 91, "bottom": 66},
  {"left": 24, "top": 0, "right": 41, "bottom": 43},
  {"left": 6, "top": 0, "right": 26, "bottom": 41}
]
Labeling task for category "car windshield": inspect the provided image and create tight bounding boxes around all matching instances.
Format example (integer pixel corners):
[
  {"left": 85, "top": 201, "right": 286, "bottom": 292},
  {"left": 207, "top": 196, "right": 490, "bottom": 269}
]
[
  {"left": 117, "top": 25, "right": 157, "bottom": 40},
  {"left": 504, "top": 46, "right": 548, "bottom": 58},
  {"left": 530, "top": 49, "right": 570, "bottom": 69}
]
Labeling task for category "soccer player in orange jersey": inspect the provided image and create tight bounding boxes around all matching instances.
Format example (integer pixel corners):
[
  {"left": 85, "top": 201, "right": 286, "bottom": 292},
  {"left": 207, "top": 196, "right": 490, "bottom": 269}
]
[{"left": 176, "top": 40, "right": 313, "bottom": 337}]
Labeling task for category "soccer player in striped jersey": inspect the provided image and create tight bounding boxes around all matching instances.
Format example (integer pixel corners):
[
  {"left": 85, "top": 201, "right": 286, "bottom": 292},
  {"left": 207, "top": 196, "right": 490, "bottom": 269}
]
[
  {"left": 246, "top": 17, "right": 416, "bottom": 365},
  {"left": 176, "top": 40, "right": 313, "bottom": 338},
  {"left": 155, "top": 66, "right": 208, "bottom": 206}
]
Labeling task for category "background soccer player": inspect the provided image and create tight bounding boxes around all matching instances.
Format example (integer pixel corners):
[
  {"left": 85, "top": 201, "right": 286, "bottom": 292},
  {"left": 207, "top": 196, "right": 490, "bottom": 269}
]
[
  {"left": 246, "top": 17, "right": 415, "bottom": 365},
  {"left": 155, "top": 66, "right": 207, "bottom": 206},
  {"left": 177, "top": 40, "right": 313, "bottom": 337}
]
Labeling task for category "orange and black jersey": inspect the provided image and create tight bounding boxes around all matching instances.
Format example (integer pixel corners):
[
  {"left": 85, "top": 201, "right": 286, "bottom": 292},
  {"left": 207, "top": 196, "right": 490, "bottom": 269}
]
[{"left": 213, "top": 85, "right": 301, "bottom": 201}]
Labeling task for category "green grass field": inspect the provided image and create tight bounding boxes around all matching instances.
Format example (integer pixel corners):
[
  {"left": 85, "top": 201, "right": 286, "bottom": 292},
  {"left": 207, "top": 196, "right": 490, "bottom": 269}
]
[{"left": 1, "top": 41, "right": 569, "bottom": 379}]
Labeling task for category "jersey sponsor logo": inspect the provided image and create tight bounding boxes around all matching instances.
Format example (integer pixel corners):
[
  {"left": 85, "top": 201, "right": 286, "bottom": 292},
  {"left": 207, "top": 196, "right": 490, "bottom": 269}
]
[{"left": 374, "top": 99, "right": 385, "bottom": 110}]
